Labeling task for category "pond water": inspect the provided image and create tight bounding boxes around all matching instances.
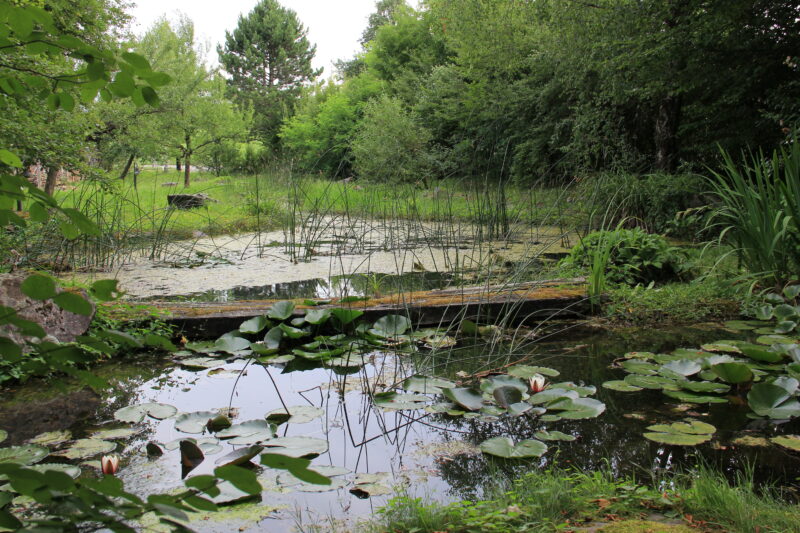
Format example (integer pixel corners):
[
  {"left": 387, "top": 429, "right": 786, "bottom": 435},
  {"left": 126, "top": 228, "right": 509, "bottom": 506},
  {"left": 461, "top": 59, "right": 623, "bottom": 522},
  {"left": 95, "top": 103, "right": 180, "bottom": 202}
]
[
  {"left": 65, "top": 222, "right": 577, "bottom": 300},
  {"left": 2, "top": 322, "right": 798, "bottom": 532}
]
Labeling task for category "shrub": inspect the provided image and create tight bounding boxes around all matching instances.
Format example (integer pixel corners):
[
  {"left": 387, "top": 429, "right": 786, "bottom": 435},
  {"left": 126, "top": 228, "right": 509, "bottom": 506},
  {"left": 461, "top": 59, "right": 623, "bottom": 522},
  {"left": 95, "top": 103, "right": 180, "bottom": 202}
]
[
  {"left": 560, "top": 228, "right": 686, "bottom": 285},
  {"left": 582, "top": 172, "right": 705, "bottom": 236}
]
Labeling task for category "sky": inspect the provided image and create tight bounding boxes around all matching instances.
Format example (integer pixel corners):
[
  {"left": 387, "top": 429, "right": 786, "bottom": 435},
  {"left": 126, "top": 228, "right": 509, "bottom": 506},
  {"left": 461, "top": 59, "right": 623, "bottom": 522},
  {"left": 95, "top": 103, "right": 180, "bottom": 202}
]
[{"left": 128, "top": 0, "right": 382, "bottom": 78}]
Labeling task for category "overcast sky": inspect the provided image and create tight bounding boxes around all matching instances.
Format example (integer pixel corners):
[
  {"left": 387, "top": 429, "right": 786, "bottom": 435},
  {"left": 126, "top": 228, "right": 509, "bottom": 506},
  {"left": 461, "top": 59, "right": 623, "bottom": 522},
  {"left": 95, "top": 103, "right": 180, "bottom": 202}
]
[{"left": 128, "top": 0, "right": 386, "bottom": 78}]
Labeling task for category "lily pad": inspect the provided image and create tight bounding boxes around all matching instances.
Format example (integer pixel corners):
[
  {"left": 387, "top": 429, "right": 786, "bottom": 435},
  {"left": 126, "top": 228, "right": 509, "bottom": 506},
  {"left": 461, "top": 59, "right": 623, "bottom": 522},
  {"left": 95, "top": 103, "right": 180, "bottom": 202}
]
[
  {"left": 624, "top": 374, "right": 681, "bottom": 391},
  {"left": 771, "top": 435, "right": 800, "bottom": 452},
  {"left": 349, "top": 482, "right": 391, "bottom": 498},
  {"left": 493, "top": 386, "right": 523, "bottom": 408},
  {"left": 207, "top": 368, "right": 245, "bottom": 379},
  {"left": 174, "top": 411, "right": 218, "bottom": 434},
  {"left": 748, "top": 383, "right": 800, "bottom": 419},
  {"left": 216, "top": 420, "right": 274, "bottom": 440},
  {"left": 181, "top": 357, "right": 223, "bottom": 369},
  {"left": 662, "top": 390, "right": 729, "bottom": 404},
  {"left": 239, "top": 316, "right": 269, "bottom": 334},
  {"left": 679, "top": 381, "right": 730, "bottom": 394},
  {"left": 214, "top": 334, "right": 252, "bottom": 354},
  {"left": 265, "top": 406, "right": 324, "bottom": 425},
  {"left": 373, "top": 392, "right": 429, "bottom": 411},
  {"left": 621, "top": 360, "right": 660, "bottom": 375},
  {"left": 507, "top": 365, "right": 560, "bottom": 378},
  {"left": 215, "top": 445, "right": 264, "bottom": 466},
  {"left": 660, "top": 359, "right": 702, "bottom": 377},
  {"left": 268, "top": 300, "right": 296, "bottom": 320},
  {"left": 479, "top": 437, "right": 547, "bottom": 458},
  {"left": 91, "top": 427, "right": 141, "bottom": 440},
  {"left": 441, "top": 387, "right": 484, "bottom": 411},
  {"left": 262, "top": 437, "right": 328, "bottom": 458},
  {"left": 26, "top": 430, "right": 72, "bottom": 446},
  {"left": 372, "top": 315, "right": 411, "bottom": 337},
  {"left": 114, "top": 402, "right": 178, "bottom": 423},
  {"left": 479, "top": 375, "right": 528, "bottom": 395},
  {"left": 644, "top": 420, "right": 715, "bottom": 446},
  {"left": 0, "top": 445, "right": 48, "bottom": 465},
  {"left": 547, "top": 397, "right": 606, "bottom": 419},
  {"left": 528, "top": 388, "right": 578, "bottom": 405},
  {"left": 27, "top": 463, "right": 82, "bottom": 479},
  {"left": 711, "top": 362, "right": 754, "bottom": 384},
  {"left": 602, "top": 380, "right": 642, "bottom": 392},
  {"left": 402, "top": 375, "right": 455, "bottom": 394},
  {"left": 54, "top": 439, "right": 116, "bottom": 460},
  {"left": 534, "top": 430, "right": 576, "bottom": 442},
  {"left": 0, "top": 430, "right": 6, "bottom": 444}
]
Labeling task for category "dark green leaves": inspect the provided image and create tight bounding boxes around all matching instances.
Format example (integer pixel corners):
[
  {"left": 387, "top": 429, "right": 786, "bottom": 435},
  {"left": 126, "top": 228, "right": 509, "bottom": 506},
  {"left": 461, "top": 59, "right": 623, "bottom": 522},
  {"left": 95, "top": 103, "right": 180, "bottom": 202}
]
[
  {"left": 20, "top": 274, "right": 56, "bottom": 300},
  {"left": 213, "top": 465, "right": 261, "bottom": 495},
  {"left": 53, "top": 292, "right": 93, "bottom": 316}
]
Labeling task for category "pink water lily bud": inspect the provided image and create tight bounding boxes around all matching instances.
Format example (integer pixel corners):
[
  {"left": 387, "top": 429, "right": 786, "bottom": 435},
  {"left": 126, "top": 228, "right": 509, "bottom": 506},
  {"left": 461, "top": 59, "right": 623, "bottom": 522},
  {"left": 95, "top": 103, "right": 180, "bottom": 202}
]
[
  {"left": 101, "top": 455, "right": 120, "bottom": 475},
  {"left": 529, "top": 374, "right": 547, "bottom": 393}
]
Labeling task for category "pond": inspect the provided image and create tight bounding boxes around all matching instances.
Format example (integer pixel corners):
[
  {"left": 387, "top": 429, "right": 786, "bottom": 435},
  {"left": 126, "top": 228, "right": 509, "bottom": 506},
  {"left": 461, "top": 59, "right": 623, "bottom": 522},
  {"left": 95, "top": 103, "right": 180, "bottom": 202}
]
[{"left": 2, "top": 319, "right": 798, "bottom": 532}]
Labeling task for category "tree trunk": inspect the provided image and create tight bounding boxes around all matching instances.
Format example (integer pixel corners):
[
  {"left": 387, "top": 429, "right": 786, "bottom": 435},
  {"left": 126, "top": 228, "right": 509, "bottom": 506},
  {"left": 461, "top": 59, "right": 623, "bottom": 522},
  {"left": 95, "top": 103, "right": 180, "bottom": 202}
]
[
  {"left": 184, "top": 153, "right": 191, "bottom": 187},
  {"left": 654, "top": 94, "right": 681, "bottom": 173},
  {"left": 118, "top": 153, "right": 134, "bottom": 180},
  {"left": 176, "top": 157, "right": 181, "bottom": 171},
  {"left": 44, "top": 166, "right": 60, "bottom": 196}
]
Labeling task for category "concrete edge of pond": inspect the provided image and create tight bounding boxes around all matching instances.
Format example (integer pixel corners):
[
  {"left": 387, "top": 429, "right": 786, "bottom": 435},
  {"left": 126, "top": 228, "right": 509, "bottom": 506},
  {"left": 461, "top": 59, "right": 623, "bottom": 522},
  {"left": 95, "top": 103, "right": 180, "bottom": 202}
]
[{"left": 118, "top": 278, "right": 591, "bottom": 339}]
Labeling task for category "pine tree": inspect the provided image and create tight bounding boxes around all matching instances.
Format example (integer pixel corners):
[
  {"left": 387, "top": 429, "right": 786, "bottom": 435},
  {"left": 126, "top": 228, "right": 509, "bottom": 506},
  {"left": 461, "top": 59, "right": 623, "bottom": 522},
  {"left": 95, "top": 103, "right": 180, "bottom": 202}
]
[{"left": 218, "top": 0, "right": 321, "bottom": 145}]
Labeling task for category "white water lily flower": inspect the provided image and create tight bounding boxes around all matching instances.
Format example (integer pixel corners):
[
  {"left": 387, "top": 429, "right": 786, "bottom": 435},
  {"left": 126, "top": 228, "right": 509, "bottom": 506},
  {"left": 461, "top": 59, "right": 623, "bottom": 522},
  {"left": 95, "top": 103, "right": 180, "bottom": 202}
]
[
  {"left": 101, "top": 454, "right": 120, "bottom": 475},
  {"left": 529, "top": 374, "right": 547, "bottom": 393}
]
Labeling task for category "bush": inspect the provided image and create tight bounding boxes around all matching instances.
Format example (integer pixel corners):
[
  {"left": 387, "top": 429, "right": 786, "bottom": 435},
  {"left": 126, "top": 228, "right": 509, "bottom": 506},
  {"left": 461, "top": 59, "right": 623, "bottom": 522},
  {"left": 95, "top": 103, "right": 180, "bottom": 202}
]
[
  {"left": 582, "top": 172, "right": 705, "bottom": 236},
  {"left": 561, "top": 228, "right": 686, "bottom": 285},
  {"left": 351, "top": 95, "right": 433, "bottom": 184}
]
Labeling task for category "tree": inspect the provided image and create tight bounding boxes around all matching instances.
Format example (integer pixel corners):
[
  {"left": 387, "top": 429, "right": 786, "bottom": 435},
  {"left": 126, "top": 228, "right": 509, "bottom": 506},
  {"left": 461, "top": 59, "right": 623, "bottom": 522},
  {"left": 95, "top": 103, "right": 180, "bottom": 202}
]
[{"left": 218, "top": 0, "right": 320, "bottom": 145}]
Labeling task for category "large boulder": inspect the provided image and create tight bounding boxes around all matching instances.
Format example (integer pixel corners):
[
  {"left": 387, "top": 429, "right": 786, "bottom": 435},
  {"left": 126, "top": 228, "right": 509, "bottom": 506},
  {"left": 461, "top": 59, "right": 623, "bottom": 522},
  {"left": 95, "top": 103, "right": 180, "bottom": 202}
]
[{"left": 0, "top": 272, "right": 95, "bottom": 345}]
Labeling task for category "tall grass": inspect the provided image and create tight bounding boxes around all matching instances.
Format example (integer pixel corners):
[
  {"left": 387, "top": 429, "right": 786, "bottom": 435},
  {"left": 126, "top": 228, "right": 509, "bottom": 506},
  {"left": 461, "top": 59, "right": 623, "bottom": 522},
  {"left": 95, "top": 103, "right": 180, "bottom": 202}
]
[{"left": 706, "top": 140, "right": 800, "bottom": 286}]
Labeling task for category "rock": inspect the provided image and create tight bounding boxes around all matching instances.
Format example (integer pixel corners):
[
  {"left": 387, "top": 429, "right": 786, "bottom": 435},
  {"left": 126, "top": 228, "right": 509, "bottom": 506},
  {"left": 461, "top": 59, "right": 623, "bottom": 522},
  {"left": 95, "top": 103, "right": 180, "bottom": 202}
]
[
  {"left": 162, "top": 181, "right": 178, "bottom": 187},
  {"left": 0, "top": 273, "right": 95, "bottom": 345},
  {"left": 167, "top": 193, "right": 211, "bottom": 209}
]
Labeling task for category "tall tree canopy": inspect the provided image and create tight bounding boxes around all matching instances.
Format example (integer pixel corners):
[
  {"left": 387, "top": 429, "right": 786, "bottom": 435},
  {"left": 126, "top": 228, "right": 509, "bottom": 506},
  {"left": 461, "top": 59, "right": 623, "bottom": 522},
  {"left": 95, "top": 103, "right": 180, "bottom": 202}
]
[{"left": 218, "top": 0, "right": 320, "bottom": 145}]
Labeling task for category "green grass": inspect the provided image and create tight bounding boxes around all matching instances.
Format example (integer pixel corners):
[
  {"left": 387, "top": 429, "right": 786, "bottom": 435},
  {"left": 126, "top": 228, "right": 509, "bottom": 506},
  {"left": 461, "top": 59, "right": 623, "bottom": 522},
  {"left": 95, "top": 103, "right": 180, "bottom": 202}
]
[{"left": 362, "top": 466, "right": 800, "bottom": 533}]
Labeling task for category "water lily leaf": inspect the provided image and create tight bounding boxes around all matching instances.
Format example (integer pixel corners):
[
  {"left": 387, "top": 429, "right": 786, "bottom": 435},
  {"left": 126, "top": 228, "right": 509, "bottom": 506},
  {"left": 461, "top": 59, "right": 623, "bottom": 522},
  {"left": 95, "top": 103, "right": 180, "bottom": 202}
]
[
  {"left": 304, "top": 309, "right": 331, "bottom": 325},
  {"left": 372, "top": 315, "right": 411, "bottom": 337},
  {"left": 262, "top": 437, "right": 328, "bottom": 458},
  {"left": 508, "top": 402, "right": 533, "bottom": 416},
  {"left": 550, "top": 382, "right": 596, "bottom": 396},
  {"left": 771, "top": 435, "right": 800, "bottom": 452},
  {"left": 493, "top": 386, "right": 523, "bottom": 408},
  {"left": 279, "top": 323, "right": 311, "bottom": 339},
  {"left": 180, "top": 440, "right": 204, "bottom": 472},
  {"left": 680, "top": 381, "right": 730, "bottom": 394},
  {"left": 349, "top": 482, "right": 391, "bottom": 498},
  {"left": 662, "top": 390, "right": 728, "bottom": 404},
  {"left": 54, "top": 439, "right": 115, "bottom": 459},
  {"left": 258, "top": 354, "right": 295, "bottom": 364},
  {"left": 214, "top": 334, "right": 251, "bottom": 354},
  {"left": 507, "top": 365, "right": 560, "bottom": 378},
  {"left": 330, "top": 308, "right": 363, "bottom": 326},
  {"left": 0, "top": 430, "right": 6, "bottom": 444},
  {"left": 215, "top": 445, "right": 264, "bottom": 467},
  {"left": 441, "top": 387, "right": 484, "bottom": 411},
  {"left": 547, "top": 397, "right": 606, "bottom": 419},
  {"left": 206, "top": 480, "right": 259, "bottom": 505},
  {"left": 239, "top": 316, "right": 269, "bottom": 334},
  {"left": 711, "top": 362, "right": 753, "bottom": 384},
  {"left": 174, "top": 411, "right": 217, "bottom": 434},
  {"left": 207, "top": 368, "right": 244, "bottom": 379},
  {"left": 621, "top": 360, "right": 660, "bottom": 375},
  {"left": 528, "top": 388, "right": 578, "bottom": 405},
  {"left": 114, "top": 403, "right": 177, "bottom": 423},
  {"left": 216, "top": 420, "right": 274, "bottom": 440},
  {"left": 180, "top": 357, "right": 221, "bottom": 369},
  {"left": 401, "top": 375, "right": 455, "bottom": 394},
  {"left": 373, "top": 392, "right": 429, "bottom": 411},
  {"left": 27, "top": 463, "right": 81, "bottom": 479},
  {"left": 724, "top": 320, "right": 761, "bottom": 331},
  {"left": 268, "top": 301, "right": 296, "bottom": 320},
  {"left": 775, "top": 321, "right": 798, "bottom": 334},
  {"left": 644, "top": 420, "right": 715, "bottom": 446},
  {"left": 421, "top": 334, "right": 457, "bottom": 349},
  {"left": 756, "top": 335, "right": 796, "bottom": 346},
  {"left": 265, "top": 406, "right": 324, "bottom": 424},
  {"left": 292, "top": 347, "right": 344, "bottom": 360},
  {"left": 324, "top": 354, "right": 368, "bottom": 367},
  {"left": 540, "top": 414, "right": 561, "bottom": 422},
  {"left": 624, "top": 374, "right": 681, "bottom": 391},
  {"left": 602, "top": 380, "right": 642, "bottom": 392},
  {"left": 479, "top": 437, "right": 547, "bottom": 458},
  {"left": 26, "top": 430, "right": 71, "bottom": 446},
  {"left": 0, "top": 445, "right": 48, "bottom": 465},
  {"left": 91, "top": 427, "right": 141, "bottom": 440},
  {"left": 146, "top": 442, "right": 163, "bottom": 457},
  {"left": 701, "top": 343, "right": 742, "bottom": 354},
  {"left": 534, "top": 430, "right": 576, "bottom": 442},
  {"left": 787, "top": 363, "right": 800, "bottom": 380},
  {"left": 660, "top": 359, "right": 702, "bottom": 377},
  {"left": 701, "top": 354, "right": 737, "bottom": 368},
  {"left": 740, "top": 344, "right": 784, "bottom": 363},
  {"left": 479, "top": 375, "right": 528, "bottom": 394}
]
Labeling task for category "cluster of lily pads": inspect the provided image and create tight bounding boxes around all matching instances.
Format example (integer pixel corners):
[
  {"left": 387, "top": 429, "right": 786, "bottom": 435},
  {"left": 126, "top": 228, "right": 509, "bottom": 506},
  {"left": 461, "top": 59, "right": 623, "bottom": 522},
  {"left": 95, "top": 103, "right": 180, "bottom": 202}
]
[
  {"left": 172, "top": 300, "right": 457, "bottom": 372},
  {"left": 377, "top": 364, "right": 605, "bottom": 459},
  {"left": 602, "top": 315, "right": 800, "bottom": 446}
]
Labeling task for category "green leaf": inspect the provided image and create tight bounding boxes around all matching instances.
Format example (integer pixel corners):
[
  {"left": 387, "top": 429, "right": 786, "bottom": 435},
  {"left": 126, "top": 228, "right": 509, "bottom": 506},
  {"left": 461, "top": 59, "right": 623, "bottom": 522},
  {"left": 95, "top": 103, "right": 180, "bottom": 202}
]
[
  {"left": 213, "top": 465, "right": 261, "bottom": 495},
  {"left": 771, "top": 435, "right": 800, "bottom": 452},
  {"left": 372, "top": 314, "right": 411, "bottom": 336},
  {"left": 492, "top": 386, "right": 523, "bottom": 408},
  {"left": 643, "top": 420, "right": 715, "bottom": 446},
  {"left": 711, "top": 362, "right": 753, "bottom": 384},
  {"left": 0, "top": 445, "right": 48, "bottom": 465},
  {"left": 214, "top": 334, "right": 251, "bottom": 353},
  {"left": 141, "top": 85, "right": 160, "bottom": 106},
  {"left": 261, "top": 436, "right": 328, "bottom": 458},
  {"left": 267, "top": 300, "right": 295, "bottom": 320},
  {"left": 479, "top": 437, "right": 547, "bottom": 458},
  {"left": 174, "top": 411, "right": 217, "bottom": 434},
  {"left": 62, "top": 207, "right": 100, "bottom": 235},
  {"left": 0, "top": 336, "right": 22, "bottom": 363},
  {"left": 52, "top": 292, "right": 93, "bottom": 316},
  {"left": 480, "top": 375, "right": 529, "bottom": 394},
  {"left": 53, "top": 439, "right": 115, "bottom": 459},
  {"left": 122, "top": 51, "right": 151, "bottom": 71},
  {"left": 0, "top": 149, "right": 22, "bottom": 168},
  {"left": 304, "top": 308, "right": 331, "bottom": 325},
  {"left": 602, "top": 380, "right": 643, "bottom": 392},
  {"left": 144, "top": 333, "right": 176, "bottom": 351},
  {"left": 109, "top": 71, "right": 135, "bottom": 97},
  {"left": 441, "top": 387, "right": 484, "bottom": 411},
  {"left": 28, "top": 201, "right": 49, "bottom": 223},
  {"left": 239, "top": 316, "right": 268, "bottom": 334},
  {"left": 373, "top": 391, "right": 429, "bottom": 411},
  {"left": 507, "top": 365, "right": 560, "bottom": 378},
  {"left": 402, "top": 375, "right": 455, "bottom": 394},
  {"left": 330, "top": 308, "right": 363, "bottom": 326}
]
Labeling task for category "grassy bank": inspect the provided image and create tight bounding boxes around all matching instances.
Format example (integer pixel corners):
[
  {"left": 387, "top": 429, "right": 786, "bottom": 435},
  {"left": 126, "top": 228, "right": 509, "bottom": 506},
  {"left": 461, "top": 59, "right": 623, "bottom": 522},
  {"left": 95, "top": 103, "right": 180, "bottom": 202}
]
[{"left": 363, "top": 466, "right": 799, "bottom": 533}]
